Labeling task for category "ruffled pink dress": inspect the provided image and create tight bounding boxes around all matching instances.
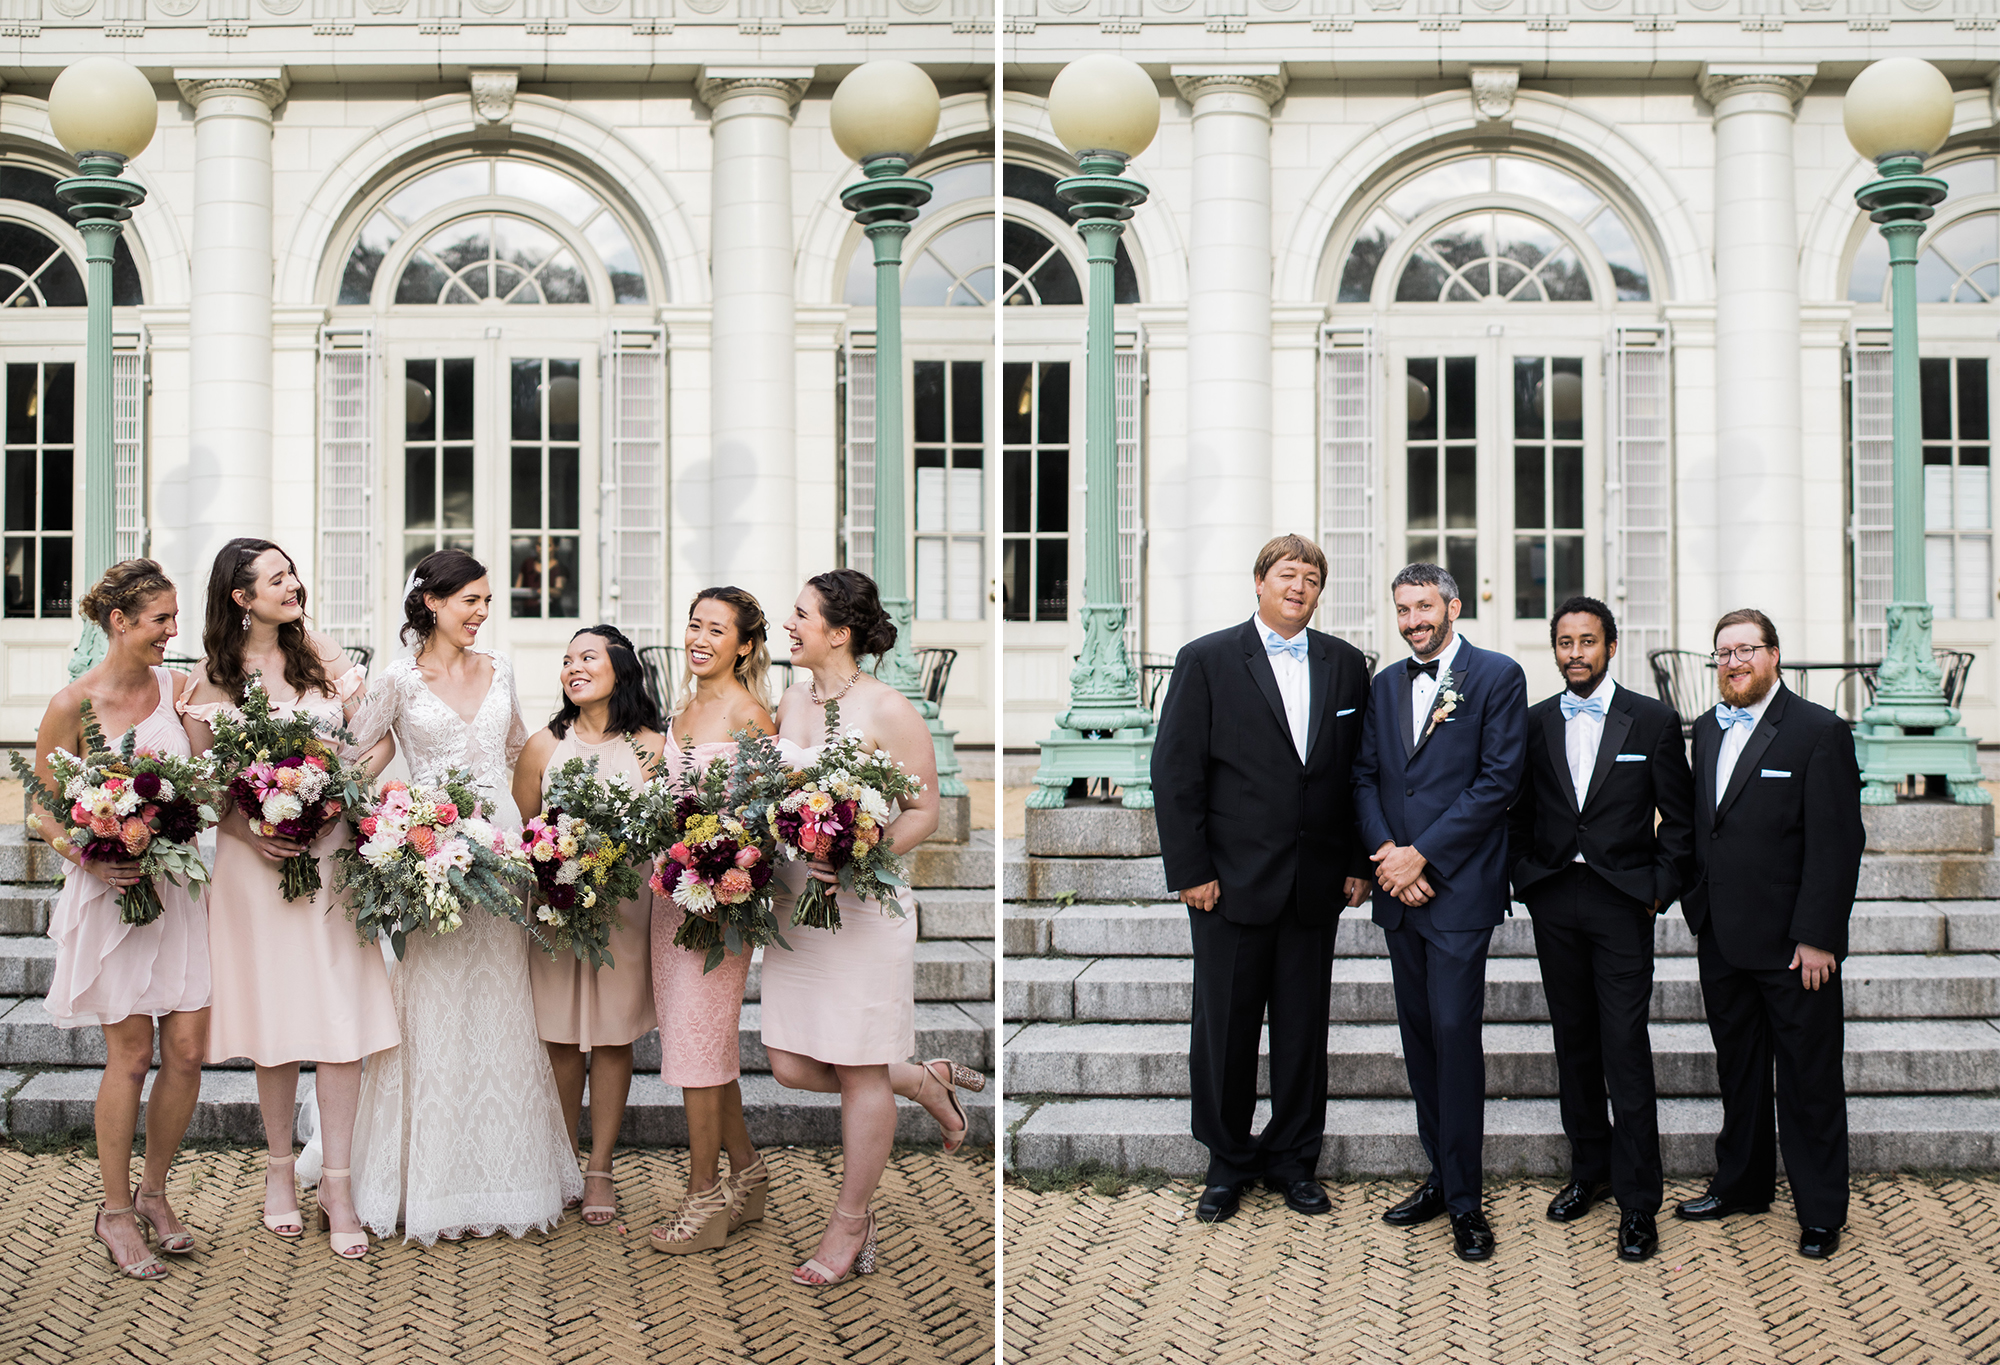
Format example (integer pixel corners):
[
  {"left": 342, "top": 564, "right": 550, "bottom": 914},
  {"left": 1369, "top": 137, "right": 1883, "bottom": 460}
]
[
  {"left": 183, "top": 666, "right": 399, "bottom": 1066},
  {"left": 650, "top": 740, "right": 754, "bottom": 1088},
  {"left": 527, "top": 730, "right": 657, "bottom": 1050},
  {"left": 43, "top": 668, "right": 212, "bottom": 1029}
]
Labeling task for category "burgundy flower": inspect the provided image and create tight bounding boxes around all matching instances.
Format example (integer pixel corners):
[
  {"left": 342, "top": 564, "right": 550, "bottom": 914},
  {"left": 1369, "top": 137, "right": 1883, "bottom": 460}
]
[{"left": 132, "top": 772, "right": 161, "bottom": 800}]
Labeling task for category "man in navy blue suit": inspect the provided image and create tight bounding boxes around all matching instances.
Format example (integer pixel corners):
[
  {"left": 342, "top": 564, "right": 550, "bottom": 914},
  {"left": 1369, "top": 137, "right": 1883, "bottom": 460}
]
[{"left": 1354, "top": 563, "right": 1528, "bottom": 1261}]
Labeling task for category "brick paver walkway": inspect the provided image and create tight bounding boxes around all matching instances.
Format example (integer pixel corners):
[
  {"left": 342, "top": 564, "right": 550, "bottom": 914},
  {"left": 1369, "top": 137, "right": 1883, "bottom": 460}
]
[
  {"left": 1004, "top": 1175, "right": 2000, "bottom": 1364},
  {"left": 0, "top": 1145, "right": 994, "bottom": 1364}
]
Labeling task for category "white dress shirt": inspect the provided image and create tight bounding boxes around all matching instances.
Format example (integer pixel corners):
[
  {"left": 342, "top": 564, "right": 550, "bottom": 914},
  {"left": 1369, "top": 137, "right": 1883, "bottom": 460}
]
[
  {"left": 1564, "top": 674, "right": 1616, "bottom": 861},
  {"left": 1714, "top": 684, "right": 1779, "bottom": 805},
  {"left": 1407, "top": 630, "right": 1466, "bottom": 747},
  {"left": 1255, "top": 613, "right": 1311, "bottom": 763}
]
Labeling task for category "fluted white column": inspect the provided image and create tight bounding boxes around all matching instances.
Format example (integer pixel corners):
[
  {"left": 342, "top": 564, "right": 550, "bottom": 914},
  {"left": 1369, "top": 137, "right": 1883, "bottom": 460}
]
[
  {"left": 175, "top": 68, "right": 287, "bottom": 580},
  {"left": 1173, "top": 67, "right": 1285, "bottom": 625},
  {"left": 1699, "top": 64, "right": 1814, "bottom": 627},
  {"left": 697, "top": 68, "right": 810, "bottom": 610}
]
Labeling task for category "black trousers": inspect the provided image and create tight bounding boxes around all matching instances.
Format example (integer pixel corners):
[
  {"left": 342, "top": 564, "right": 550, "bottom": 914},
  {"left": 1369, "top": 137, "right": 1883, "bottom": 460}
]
[
  {"left": 1382, "top": 904, "right": 1494, "bottom": 1216},
  {"left": 1526, "top": 863, "right": 1663, "bottom": 1213},
  {"left": 1696, "top": 930, "right": 1850, "bottom": 1229},
  {"left": 1187, "top": 893, "right": 1341, "bottom": 1187}
]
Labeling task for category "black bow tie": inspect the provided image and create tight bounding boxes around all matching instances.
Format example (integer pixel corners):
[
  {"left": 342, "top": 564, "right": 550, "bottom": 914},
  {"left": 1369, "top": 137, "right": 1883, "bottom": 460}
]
[{"left": 1407, "top": 658, "right": 1439, "bottom": 679}]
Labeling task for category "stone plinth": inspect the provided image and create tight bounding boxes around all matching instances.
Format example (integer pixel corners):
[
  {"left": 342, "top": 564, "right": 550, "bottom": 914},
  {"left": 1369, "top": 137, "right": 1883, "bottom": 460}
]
[
  {"left": 1025, "top": 801, "right": 1160, "bottom": 858},
  {"left": 926, "top": 793, "right": 971, "bottom": 845},
  {"left": 1863, "top": 801, "right": 1994, "bottom": 855}
]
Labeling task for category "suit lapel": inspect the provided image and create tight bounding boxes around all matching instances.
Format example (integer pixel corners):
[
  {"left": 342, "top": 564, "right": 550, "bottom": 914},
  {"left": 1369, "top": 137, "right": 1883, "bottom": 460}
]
[
  {"left": 1239, "top": 622, "right": 1296, "bottom": 763},
  {"left": 1693, "top": 717, "right": 1720, "bottom": 819},
  {"left": 1304, "top": 634, "right": 1332, "bottom": 762},
  {"left": 1581, "top": 703, "right": 1633, "bottom": 812},
  {"left": 1715, "top": 687, "right": 1786, "bottom": 820},
  {"left": 1410, "top": 643, "right": 1466, "bottom": 760},
  {"left": 1542, "top": 702, "right": 1576, "bottom": 812},
  {"left": 1395, "top": 655, "right": 1416, "bottom": 760}
]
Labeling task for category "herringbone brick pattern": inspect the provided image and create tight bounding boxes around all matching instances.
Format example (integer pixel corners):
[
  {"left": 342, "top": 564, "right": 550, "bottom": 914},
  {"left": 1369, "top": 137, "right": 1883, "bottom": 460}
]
[
  {"left": 1004, "top": 1176, "right": 2000, "bottom": 1364},
  {"left": 0, "top": 1145, "right": 994, "bottom": 1365}
]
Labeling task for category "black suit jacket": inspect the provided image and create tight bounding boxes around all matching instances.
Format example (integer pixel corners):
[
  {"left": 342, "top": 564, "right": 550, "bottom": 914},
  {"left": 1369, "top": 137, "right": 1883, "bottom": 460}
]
[
  {"left": 1150, "top": 619, "right": 1373, "bottom": 925},
  {"left": 1507, "top": 683, "right": 1696, "bottom": 910},
  {"left": 1682, "top": 684, "right": 1865, "bottom": 969}
]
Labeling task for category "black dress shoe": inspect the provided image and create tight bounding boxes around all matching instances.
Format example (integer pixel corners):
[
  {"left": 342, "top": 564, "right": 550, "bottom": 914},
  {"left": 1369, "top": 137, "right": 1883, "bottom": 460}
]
[
  {"left": 1265, "top": 1177, "right": 1332, "bottom": 1216},
  {"left": 1381, "top": 1181, "right": 1447, "bottom": 1227},
  {"left": 1617, "top": 1210, "right": 1659, "bottom": 1262},
  {"left": 1674, "top": 1193, "right": 1771, "bottom": 1221},
  {"left": 1451, "top": 1210, "right": 1496, "bottom": 1262},
  {"left": 1798, "top": 1226, "right": 1842, "bottom": 1259},
  {"left": 1546, "top": 1180, "right": 1610, "bottom": 1223},
  {"left": 1195, "top": 1183, "right": 1244, "bottom": 1224}
]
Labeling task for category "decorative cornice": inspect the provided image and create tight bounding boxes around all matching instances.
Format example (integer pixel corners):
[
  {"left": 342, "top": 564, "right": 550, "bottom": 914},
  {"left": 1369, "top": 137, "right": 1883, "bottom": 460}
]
[
  {"left": 1697, "top": 63, "right": 1815, "bottom": 109},
  {"left": 469, "top": 69, "right": 519, "bottom": 125},
  {"left": 1468, "top": 65, "right": 1519, "bottom": 122},
  {"left": 1171, "top": 65, "right": 1288, "bottom": 108},
  {"left": 175, "top": 67, "right": 290, "bottom": 111},
  {"left": 695, "top": 66, "right": 814, "bottom": 111}
]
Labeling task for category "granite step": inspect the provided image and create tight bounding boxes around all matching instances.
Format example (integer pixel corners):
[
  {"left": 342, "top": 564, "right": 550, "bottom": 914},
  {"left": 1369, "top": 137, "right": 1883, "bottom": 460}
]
[
  {"left": 1003, "top": 1018, "right": 2000, "bottom": 1099},
  {"left": 915, "top": 888, "right": 996, "bottom": 941},
  {"left": 0, "top": 827, "right": 64, "bottom": 884},
  {"left": 0, "top": 885, "right": 57, "bottom": 936},
  {"left": 1006, "top": 1094, "right": 2000, "bottom": 1177},
  {"left": 1005, "top": 953, "right": 2000, "bottom": 1024},
  {"left": 911, "top": 828, "right": 994, "bottom": 890}
]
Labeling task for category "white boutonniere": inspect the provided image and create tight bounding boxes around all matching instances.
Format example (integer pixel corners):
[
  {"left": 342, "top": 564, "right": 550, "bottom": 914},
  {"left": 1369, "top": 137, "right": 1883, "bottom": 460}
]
[{"left": 1422, "top": 668, "right": 1460, "bottom": 743}]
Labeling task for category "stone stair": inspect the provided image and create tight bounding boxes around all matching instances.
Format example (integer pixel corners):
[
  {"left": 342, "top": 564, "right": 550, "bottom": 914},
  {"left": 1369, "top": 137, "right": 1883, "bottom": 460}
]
[
  {"left": 0, "top": 825, "right": 996, "bottom": 1145},
  {"left": 1003, "top": 820, "right": 2000, "bottom": 1177}
]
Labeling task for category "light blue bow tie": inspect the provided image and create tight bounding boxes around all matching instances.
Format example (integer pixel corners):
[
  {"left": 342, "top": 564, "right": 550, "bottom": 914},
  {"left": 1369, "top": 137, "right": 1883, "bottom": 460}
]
[
  {"left": 1715, "top": 704, "right": 1757, "bottom": 732},
  {"left": 1560, "top": 693, "right": 1605, "bottom": 722},
  {"left": 1265, "top": 631, "right": 1308, "bottom": 662}
]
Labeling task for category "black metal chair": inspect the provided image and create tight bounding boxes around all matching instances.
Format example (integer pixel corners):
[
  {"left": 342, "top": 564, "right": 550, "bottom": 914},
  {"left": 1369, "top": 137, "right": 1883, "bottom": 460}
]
[
  {"left": 342, "top": 644, "right": 374, "bottom": 676},
  {"left": 637, "top": 645, "right": 681, "bottom": 719},
  {"left": 912, "top": 647, "right": 958, "bottom": 710},
  {"left": 1647, "top": 649, "right": 1719, "bottom": 739},
  {"left": 1137, "top": 652, "right": 1177, "bottom": 713},
  {"left": 1859, "top": 649, "right": 1975, "bottom": 709},
  {"left": 1361, "top": 649, "right": 1380, "bottom": 676}
]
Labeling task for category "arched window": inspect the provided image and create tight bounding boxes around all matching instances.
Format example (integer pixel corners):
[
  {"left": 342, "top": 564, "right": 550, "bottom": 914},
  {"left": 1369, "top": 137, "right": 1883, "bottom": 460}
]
[
  {"left": 843, "top": 158, "right": 995, "bottom": 306},
  {"left": 1847, "top": 156, "right": 2000, "bottom": 304},
  {"left": 2, "top": 165, "right": 143, "bottom": 308}
]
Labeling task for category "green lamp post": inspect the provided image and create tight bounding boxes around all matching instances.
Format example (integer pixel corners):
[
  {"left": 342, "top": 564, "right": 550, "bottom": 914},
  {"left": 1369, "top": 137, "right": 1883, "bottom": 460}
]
[
  {"left": 1843, "top": 58, "right": 1990, "bottom": 806},
  {"left": 829, "top": 62, "right": 969, "bottom": 817},
  {"left": 1026, "top": 54, "right": 1161, "bottom": 811},
  {"left": 47, "top": 57, "right": 157, "bottom": 679}
]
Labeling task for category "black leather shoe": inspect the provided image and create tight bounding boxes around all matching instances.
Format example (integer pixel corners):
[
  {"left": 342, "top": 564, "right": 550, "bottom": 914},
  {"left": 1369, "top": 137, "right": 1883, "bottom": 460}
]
[
  {"left": 1194, "top": 1183, "right": 1244, "bottom": 1224},
  {"left": 1265, "top": 1177, "right": 1332, "bottom": 1216},
  {"left": 1798, "top": 1226, "right": 1842, "bottom": 1259},
  {"left": 1451, "top": 1210, "right": 1496, "bottom": 1262},
  {"left": 1546, "top": 1180, "right": 1610, "bottom": 1223},
  {"left": 1382, "top": 1181, "right": 1447, "bottom": 1227},
  {"left": 1674, "top": 1193, "right": 1771, "bottom": 1221},
  {"left": 1617, "top": 1210, "right": 1659, "bottom": 1262}
]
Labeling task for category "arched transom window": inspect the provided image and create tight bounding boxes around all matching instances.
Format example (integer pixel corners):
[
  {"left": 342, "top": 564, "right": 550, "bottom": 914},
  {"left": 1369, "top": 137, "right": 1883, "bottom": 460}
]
[
  {"left": 843, "top": 158, "right": 996, "bottom": 307},
  {"left": 1848, "top": 156, "right": 1999, "bottom": 305},
  {"left": 2, "top": 165, "right": 143, "bottom": 308}
]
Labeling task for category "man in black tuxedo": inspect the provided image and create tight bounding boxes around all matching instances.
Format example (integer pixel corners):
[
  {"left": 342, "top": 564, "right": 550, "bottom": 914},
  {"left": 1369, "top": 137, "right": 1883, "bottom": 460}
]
[
  {"left": 1677, "top": 608, "right": 1863, "bottom": 1260},
  {"left": 1152, "top": 534, "right": 1374, "bottom": 1224},
  {"left": 1507, "top": 596, "right": 1694, "bottom": 1263},
  {"left": 1353, "top": 563, "right": 1527, "bottom": 1261}
]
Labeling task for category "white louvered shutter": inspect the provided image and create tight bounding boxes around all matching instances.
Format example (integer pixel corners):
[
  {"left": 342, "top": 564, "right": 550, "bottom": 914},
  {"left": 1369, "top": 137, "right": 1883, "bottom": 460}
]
[
  {"left": 317, "top": 327, "right": 376, "bottom": 647},
  {"left": 1850, "top": 330, "right": 1894, "bottom": 661},
  {"left": 1318, "top": 325, "right": 1377, "bottom": 649},
  {"left": 1114, "top": 331, "right": 1144, "bottom": 660},
  {"left": 1609, "top": 326, "right": 1673, "bottom": 686},
  {"left": 111, "top": 329, "right": 147, "bottom": 560},
  {"left": 603, "top": 329, "right": 667, "bottom": 646},
  {"left": 843, "top": 332, "right": 876, "bottom": 576}
]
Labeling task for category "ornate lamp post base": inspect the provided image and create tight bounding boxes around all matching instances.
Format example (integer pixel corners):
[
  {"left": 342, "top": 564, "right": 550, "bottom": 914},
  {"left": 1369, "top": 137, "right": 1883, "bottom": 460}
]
[{"left": 1857, "top": 603, "right": 1990, "bottom": 806}]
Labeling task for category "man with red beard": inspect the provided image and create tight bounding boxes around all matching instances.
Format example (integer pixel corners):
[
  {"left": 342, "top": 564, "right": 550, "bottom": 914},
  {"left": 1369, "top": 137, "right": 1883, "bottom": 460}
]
[{"left": 1677, "top": 608, "right": 1863, "bottom": 1259}]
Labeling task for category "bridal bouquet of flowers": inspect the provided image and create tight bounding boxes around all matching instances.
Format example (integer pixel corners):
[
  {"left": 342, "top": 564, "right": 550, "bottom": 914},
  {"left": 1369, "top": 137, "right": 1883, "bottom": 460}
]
[
  {"left": 646, "top": 728, "right": 788, "bottom": 972},
  {"left": 520, "top": 754, "right": 649, "bottom": 968},
  {"left": 205, "top": 676, "right": 372, "bottom": 901},
  {"left": 769, "top": 701, "right": 924, "bottom": 932},
  {"left": 11, "top": 702, "right": 222, "bottom": 926},
  {"left": 333, "top": 768, "right": 528, "bottom": 958}
]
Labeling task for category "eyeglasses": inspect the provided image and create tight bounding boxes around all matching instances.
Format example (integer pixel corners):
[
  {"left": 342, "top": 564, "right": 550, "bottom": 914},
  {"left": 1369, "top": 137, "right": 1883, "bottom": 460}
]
[{"left": 1709, "top": 645, "right": 1773, "bottom": 666}]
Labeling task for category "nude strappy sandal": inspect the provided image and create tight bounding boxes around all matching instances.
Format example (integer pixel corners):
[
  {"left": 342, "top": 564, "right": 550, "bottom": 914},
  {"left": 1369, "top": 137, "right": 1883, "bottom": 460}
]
[
  {"left": 581, "top": 1170, "right": 618, "bottom": 1227},
  {"left": 95, "top": 1203, "right": 167, "bottom": 1281},
  {"left": 262, "top": 1153, "right": 306, "bottom": 1239},
  {"left": 791, "top": 1205, "right": 876, "bottom": 1287},
  {"left": 725, "top": 1150, "right": 769, "bottom": 1233},
  {"left": 317, "top": 1167, "right": 370, "bottom": 1260},
  {"left": 920, "top": 1059, "right": 986, "bottom": 1155},
  {"left": 132, "top": 1184, "right": 195, "bottom": 1255}
]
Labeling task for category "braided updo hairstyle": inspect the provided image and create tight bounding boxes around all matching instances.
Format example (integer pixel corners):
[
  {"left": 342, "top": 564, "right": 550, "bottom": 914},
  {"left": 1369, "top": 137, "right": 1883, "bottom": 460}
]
[
  {"left": 676, "top": 586, "right": 773, "bottom": 715},
  {"left": 78, "top": 559, "right": 176, "bottom": 632},
  {"left": 400, "top": 548, "right": 488, "bottom": 646},
  {"left": 805, "top": 568, "right": 897, "bottom": 660}
]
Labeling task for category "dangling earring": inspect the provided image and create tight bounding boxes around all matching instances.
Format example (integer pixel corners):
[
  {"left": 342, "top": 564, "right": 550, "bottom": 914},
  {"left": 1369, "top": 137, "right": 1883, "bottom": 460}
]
[{"left": 241, "top": 611, "right": 251, "bottom": 631}]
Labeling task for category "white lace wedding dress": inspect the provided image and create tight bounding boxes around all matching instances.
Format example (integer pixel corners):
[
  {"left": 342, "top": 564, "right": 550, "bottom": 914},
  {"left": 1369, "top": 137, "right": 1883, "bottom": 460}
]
[{"left": 344, "top": 649, "right": 584, "bottom": 1243}]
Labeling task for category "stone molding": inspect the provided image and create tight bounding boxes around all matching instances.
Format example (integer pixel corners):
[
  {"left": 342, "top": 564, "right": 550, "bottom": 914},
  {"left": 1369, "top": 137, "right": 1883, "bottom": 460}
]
[
  {"left": 695, "top": 66, "right": 813, "bottom": 111},
  {"left": 1170, "top": 65, "right": 1288, "bottom": 108},
  {"left": 1696, "top": 63, "right": 1815, "bottom": 109},
  {"left": 174, "top": 67, "right": 290, "bottom": 111},
  {"left": 468, "top": 68, "right": 518, "bottom": 125},
  {"left": 1469, "top": 64, "right": 1520, "bottom": 121}
]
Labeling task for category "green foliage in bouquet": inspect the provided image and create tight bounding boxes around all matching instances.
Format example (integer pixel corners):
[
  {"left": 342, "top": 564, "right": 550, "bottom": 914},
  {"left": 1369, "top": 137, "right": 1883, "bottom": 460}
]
[
  {"left": 523, "top": 751, "right": 652, "bottom": 968},
  {"left": 649, "top": 726, "right": 791, "bottom": 973}
]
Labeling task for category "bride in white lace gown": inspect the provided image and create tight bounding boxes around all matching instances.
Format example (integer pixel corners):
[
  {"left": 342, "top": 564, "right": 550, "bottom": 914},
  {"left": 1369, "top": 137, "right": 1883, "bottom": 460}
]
[{"left": 344, "top": 551, "right": 583, "bottom": 1243}]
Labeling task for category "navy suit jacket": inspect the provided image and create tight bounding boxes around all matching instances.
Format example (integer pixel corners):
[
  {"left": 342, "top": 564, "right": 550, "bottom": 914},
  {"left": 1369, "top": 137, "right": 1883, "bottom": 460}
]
[{"left": 1353, "top": 637, "right": 1529, "bottom": 932}]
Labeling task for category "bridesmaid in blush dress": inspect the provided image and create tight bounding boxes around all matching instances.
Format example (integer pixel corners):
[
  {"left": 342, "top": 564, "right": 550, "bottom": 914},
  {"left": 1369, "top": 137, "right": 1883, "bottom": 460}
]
[
  {"left": 179, "top": 539, "right": 398, "bottom": 1262},
  {"left": 513, "top": 625, "right": 664, "bottom": 1229},
  {"left": 646, "top": 587, "right": 776, "bottom": 1255},
  {"left": 32, "top": 560, "right": 211, "bottom": 1281},
  {"left": 761, "top": 569, "right": 986, "bottom": 1288}
]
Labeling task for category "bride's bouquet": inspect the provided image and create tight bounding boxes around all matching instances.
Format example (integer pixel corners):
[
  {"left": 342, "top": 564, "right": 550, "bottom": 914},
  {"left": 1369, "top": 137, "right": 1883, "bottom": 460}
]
[
  {"left": 520, "top": 754, "right": 649, "bottom": 968},
  {"left": 11, "top": 702, "right": 222, "bottom": 926},
  {"left": 645, "top": 729, "right": 788, "bottom": 972},
  {"left": 770, "top": 701, "right": 924, "bottom": 932},
  {"left": 333, "top": 768, "right": 528, "bottom": 958},
  {"left": 205, "top": 676, "right": 372, "bottom": 901}
]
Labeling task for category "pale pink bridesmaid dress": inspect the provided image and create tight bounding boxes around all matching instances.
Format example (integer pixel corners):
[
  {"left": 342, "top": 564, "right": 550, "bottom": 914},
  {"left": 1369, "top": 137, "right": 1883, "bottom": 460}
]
[{"left": 651, "top": 740, "right": 754, "bottom": 1087}]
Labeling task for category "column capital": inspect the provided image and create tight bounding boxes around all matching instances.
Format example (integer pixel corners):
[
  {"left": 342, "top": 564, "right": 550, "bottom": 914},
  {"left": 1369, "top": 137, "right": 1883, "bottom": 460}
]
[
  {"left": 1698, "top": 63, "right": 1815, "bottom": 111},
  {"left": 696, "top": 66, "right": 814, "bottom": 112},
  {"left": 175, "top": 67, "right": 289, "bottom": 111},
  {"left": 1171, "top": 65, "right": 1287, "bottom": 109}
]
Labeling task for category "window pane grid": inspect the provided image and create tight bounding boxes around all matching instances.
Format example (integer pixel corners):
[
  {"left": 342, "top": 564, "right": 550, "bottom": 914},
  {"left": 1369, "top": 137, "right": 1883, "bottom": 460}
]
[
  {"left": 914, "top": 359, "right": 986, "bottom": 622},
  {"left": 1002, "top": 361, "right": 1069, "bottom": 622},
  {"left": 1406, "top": 356, "right": 1479, "bottom": 620},
  {"left": 509, "top": 357, "right": 582, "bottom": 620},
  {"left": 1920, "top": 356, "right": 1993, "bottom": 619},
  {"left": 3, "top": 362, "right": 74, "bottom": 619},
  {"left": 1511, "top": 356, "right": 1586, "bottom": 620},
  {"left": 402, "top": 357, "right": 477, "bottom": 582}
]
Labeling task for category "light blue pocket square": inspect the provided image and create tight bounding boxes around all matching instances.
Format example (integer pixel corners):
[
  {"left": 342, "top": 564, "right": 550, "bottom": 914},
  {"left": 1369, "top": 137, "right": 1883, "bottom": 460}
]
[
  {"left": 1760, "top": 768, "right": 1792, "bottom": 778},
  {"left": 1336, "top": 708, "right": 1357, "bottom": 717},
  {"left": 1614, "top": 753, "right": 1647, "bottom": 763}
]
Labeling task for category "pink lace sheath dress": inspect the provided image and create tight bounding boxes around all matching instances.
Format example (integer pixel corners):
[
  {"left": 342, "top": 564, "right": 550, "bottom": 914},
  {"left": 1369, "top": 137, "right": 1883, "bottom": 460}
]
[
  {"left": 42, "top": 668, "right": 212, "bottom": 1029},
  {"left": 650, "top": 740, "right": 754, "bottom": 1088},
  {"left": 183, "top": 666, "right": 399, "bottom": 1066},
  {"left": 527, "top": 730, "right": 657, "bottom": 1050}
]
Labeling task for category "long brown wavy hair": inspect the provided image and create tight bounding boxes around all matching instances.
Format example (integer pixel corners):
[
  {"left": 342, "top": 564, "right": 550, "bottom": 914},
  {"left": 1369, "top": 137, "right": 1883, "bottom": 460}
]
[
  {"left": 202, "top": 538, "right": 334, "bottom": 701},
  {"left": 676, "top": 586, "right": 773, "bottom": 714}
]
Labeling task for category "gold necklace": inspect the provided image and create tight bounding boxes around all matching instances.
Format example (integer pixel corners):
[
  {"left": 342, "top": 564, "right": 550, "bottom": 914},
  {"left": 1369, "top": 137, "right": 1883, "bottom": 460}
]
[{"left": 809, "top": 668, "right": 863, "bottom": 705}]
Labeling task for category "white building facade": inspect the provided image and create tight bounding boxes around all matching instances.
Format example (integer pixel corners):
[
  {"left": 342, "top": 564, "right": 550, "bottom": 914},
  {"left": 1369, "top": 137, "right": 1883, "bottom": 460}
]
[
  {"left": 1001, "top": 26, "right": 2000, "bottom": 747},
  {"left": 1, "top": 20, "right": 995, "bottom": 740}
]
